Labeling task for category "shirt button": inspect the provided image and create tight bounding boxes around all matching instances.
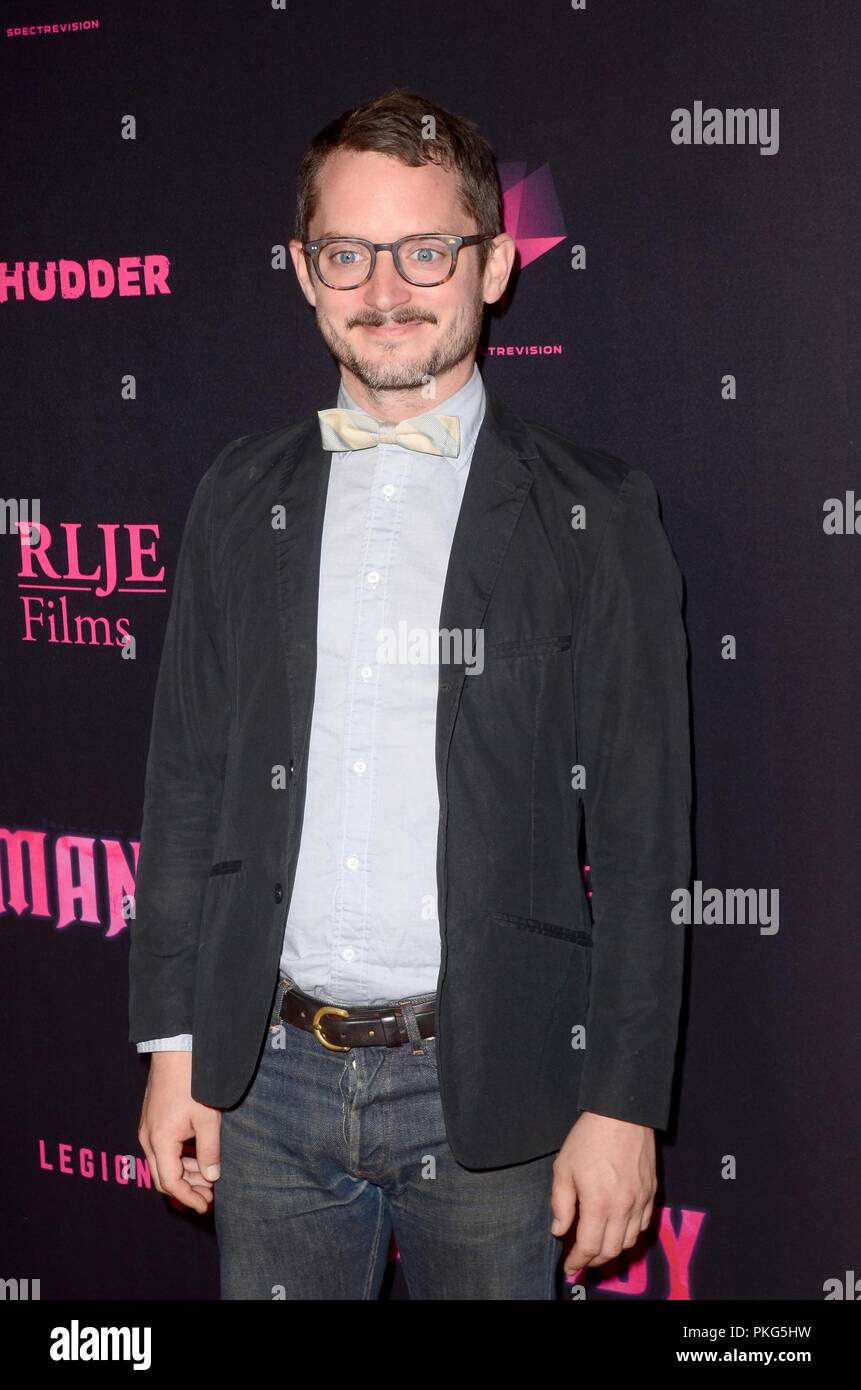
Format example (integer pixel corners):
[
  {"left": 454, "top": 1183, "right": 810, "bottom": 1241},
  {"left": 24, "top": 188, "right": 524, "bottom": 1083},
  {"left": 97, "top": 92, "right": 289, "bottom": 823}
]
[
  {"left": 366, "top": 571, "right": 381, "bottom": 585},
  {"left": 345, "top": 856, "right": 360, "bottom": 871},
  {"left": 360, "top": 665, "right": 373, "bottom": 680},
  {"left": 342, "top": 947, "right": 356, "bottom": 961},
  {"left": 273, "top": 883, "right": 283, "bottom": 903},
  {"left": 382, "top": 483, "right": 396, "bottom": 499},
  {"left": 352, "top": 759, "right": 367, "bottom": 775}
]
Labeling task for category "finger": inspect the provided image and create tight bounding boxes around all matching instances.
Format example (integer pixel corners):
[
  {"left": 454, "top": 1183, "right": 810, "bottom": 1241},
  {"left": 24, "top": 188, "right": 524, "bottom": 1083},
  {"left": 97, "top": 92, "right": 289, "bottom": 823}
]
[
  {"left": 624, "top": 1211, "right": 644, "bottom": 1249},
  {"left": 593, "top": 1214, "right": 633, "bottom": 1266},
  {"left": 564, "top": 1207, "right": 607, "bottom": 1273},
  {"left": 181, "top": 1155, "right": 213, "bottom": 1182},
  {"left": 192, "top": 1113, "right": 222, "bottom": 1184},
  {"left": 139, "top": 1135, "right": 164, "bottom": 1196},
  {"left": 182, "top": 1167, "right": 214, "bottom": 1190},
  {"left": 154, "top": 1135, "right": 210, "bottom": 1214},
  {"left": 166, "top": 1185, "right": 213, "bottom": 1213},
  {"left": 184, "top": 1180, "right": 215, "bottom": 1206},
  {"left": 549, "top": 1170, "right": 578, "bottom": 1236},
  {"left": 183, "top": 1172, "right": 215, "bottom": 1193}
]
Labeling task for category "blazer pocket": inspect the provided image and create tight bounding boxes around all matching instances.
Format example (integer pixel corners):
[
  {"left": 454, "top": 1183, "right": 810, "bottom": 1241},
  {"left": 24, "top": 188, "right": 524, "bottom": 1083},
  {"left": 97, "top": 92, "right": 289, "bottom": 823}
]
[
  {"left": 489, "top": 909, "right": 592, "bottom": 948},
  {"left": 484, "top": 634, "right": 572, "bottom": 660},
  {"left": 209, "top": 859, "right": 243, "bottom": 876}
]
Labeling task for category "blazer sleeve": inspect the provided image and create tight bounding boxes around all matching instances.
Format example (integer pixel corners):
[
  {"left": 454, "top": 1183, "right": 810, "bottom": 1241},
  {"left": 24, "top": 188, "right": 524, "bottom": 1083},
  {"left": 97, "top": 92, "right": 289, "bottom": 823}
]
[
  {"left": 572, "top": 467, "right": 692, "bottom": 1130},
  {"left": 128, "top": 450, "right": 233, "bottom": 1043}
]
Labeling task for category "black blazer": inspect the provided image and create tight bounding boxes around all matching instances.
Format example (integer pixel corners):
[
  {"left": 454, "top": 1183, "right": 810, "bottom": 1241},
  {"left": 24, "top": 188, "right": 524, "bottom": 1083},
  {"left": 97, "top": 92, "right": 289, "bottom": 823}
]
[{"left": 128, "top": 383, "right": 692, "bottom": 1168}]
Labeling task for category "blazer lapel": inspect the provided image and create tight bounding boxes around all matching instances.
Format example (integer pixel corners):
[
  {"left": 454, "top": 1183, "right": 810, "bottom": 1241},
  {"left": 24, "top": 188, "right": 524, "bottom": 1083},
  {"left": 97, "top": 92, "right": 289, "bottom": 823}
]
[
  {"left": 435, "top": 385, "right": 537, "bottom": 778},
  {"left": 273, "top": 419, "right": 332, "bottom": 769}
]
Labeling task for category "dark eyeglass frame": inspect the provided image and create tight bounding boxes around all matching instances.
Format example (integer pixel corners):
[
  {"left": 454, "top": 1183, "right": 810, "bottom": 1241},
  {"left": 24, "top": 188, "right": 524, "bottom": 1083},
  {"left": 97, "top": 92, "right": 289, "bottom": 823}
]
[{"left": 302, "top": 232, "right": 496, "bottom": 289}]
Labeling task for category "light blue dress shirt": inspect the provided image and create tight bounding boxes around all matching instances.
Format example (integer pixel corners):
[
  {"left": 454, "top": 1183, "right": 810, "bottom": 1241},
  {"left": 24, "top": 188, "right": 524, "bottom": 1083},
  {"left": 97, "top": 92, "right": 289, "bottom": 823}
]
[{"left": 136, "top": 363, "right": 486, "bottom": 1051}]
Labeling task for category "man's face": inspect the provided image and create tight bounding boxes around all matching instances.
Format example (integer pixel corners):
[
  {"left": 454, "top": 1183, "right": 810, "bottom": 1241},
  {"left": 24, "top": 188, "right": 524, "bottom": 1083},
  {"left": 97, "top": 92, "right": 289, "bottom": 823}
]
[{"left": 289, "top": 149, "right": 513, "bottom": 396}]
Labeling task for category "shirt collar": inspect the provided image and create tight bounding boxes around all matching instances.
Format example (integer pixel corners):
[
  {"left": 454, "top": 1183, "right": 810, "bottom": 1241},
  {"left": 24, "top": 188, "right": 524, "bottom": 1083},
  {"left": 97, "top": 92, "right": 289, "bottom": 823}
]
[{"left": 334, "top": 362, "right": 486, "bottom": 471}]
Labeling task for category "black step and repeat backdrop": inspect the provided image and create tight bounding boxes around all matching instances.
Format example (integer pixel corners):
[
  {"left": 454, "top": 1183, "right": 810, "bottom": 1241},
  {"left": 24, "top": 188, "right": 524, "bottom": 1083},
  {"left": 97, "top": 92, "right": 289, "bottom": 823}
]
[{"left": 2, "top": 0, "right": 859, "bottom": 1303}]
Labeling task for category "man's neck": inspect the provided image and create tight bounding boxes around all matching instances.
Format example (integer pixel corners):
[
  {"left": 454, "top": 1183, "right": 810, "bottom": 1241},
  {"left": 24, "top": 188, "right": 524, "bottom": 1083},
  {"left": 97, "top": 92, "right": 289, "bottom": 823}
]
[{"left": 338, "top": 357, "right": 476, "bottom": 422}]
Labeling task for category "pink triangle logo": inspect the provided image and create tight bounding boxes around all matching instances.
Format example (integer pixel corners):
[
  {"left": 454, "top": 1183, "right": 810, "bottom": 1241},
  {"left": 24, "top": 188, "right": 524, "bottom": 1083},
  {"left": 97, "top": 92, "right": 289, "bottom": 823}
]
[{"left": 499, "top": 162, "right": 567, "bottom": 270}]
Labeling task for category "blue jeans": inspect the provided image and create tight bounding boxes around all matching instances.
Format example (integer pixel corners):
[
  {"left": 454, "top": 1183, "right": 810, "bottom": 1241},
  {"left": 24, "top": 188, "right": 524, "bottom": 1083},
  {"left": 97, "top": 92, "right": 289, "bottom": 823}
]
[{"left": 213, "top": 976, "right": 564, "bottom": 1299}]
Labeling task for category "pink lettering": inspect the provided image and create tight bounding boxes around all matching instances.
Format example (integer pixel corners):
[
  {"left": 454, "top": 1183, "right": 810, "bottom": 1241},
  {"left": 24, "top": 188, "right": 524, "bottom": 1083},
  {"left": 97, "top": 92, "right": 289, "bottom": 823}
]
[
  {"left": 59, "top": 259, "right": 86, "bottom": 298},
  {"left": 27, "top": 261, "right": 57, "bottom": 301},
  {"left": 0, "top": 828, "right": 50, "bottom": 916},
  {"left": 17, "top": 519, "right": 58, "bottom": 578},
  {"left": 0, "top": 254, "right": 171, "bottom": 302},
  {"left": 598, "top": 1252, "right": 648, "bottom": 1295},
  {"left": 104, "top": 838, "right": 140, "bottom": 939},
  {"left": 55, "top": 836, "right": 99, "bottom": 931},
  {"left": 658, "top": 1205, "right": 706, "bottom": 1300},
  {"left": 38, "top": 1141, "right": 152, "bottom": 1190},
  {"left": 117, "top": 256, "right": 142, "bottom": 296},
  {"left": 0, "top": 826, "right": 140, "bottom": 938},
  {"left": 61, "top": 523, "right": 103, "bottom": 585},
  {"left": 86, "top": 258, "right": 114, "bottom": 298},
  {"left": 126, "top": 525, "right": 164, "bottom": 583},
  {"left": 142, "top": 254, "right": 170, "bottom": 294},
  {"left": 18, "top": 520, "right": 163, "bottom": 596}
]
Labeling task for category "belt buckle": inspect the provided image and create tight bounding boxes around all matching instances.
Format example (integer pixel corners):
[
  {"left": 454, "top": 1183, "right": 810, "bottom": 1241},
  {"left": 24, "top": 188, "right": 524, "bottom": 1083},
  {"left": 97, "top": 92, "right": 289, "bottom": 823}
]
[{"left": 311, "top": 1003, "right": 351, "bottom": 1052}]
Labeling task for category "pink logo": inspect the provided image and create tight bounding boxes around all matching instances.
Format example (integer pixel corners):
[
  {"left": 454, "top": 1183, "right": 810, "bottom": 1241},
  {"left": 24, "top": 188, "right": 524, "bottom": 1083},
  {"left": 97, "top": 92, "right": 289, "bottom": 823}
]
[
  {"left": 38, "top": 1138, "right": 152, "bottom": 1190},
  {"left": 499, "top": 162, "right": 566, "bottom": 270},
  {"left": 16, "top": 518, "right": 165, "bottom": 646},
  {"left": 0, "top": 825, "right": 139, "bottom": 939},
  {"left": 0, "top": 255, "right": 171, "bottom": 303}
]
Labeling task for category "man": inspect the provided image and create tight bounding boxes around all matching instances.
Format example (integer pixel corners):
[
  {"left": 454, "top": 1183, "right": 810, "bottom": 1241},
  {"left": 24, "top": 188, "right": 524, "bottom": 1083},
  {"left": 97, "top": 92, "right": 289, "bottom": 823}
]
[{"left": 130, "top": 88, "right": 692, "bottom": 1300}]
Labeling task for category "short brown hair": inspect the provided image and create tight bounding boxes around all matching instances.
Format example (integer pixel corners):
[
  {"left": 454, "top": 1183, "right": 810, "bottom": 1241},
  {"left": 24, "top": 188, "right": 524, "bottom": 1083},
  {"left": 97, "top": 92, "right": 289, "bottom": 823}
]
[{"left": 294, "top": 87, "right": 503, "bottom": 273}]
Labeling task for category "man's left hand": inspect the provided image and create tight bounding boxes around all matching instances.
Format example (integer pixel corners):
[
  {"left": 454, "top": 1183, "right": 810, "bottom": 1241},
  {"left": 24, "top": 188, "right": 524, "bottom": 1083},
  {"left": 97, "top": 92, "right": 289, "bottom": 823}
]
[{"left": 550, "top": 1110, "right": 657, "bottom": 1275}]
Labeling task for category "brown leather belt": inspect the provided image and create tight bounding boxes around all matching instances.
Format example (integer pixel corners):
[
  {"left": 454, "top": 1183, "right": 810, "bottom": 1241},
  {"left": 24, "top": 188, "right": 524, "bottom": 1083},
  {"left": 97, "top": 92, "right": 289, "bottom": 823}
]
[{"left": 280, "top": 983, "right": 436, "bottom": 1052}]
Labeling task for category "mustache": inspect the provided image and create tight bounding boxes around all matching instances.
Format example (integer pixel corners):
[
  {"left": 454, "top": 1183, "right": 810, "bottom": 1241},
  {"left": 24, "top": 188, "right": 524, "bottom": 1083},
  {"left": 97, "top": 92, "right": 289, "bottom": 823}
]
[{"left": 348, "top": 312, "right": 436, "bottom": 328}]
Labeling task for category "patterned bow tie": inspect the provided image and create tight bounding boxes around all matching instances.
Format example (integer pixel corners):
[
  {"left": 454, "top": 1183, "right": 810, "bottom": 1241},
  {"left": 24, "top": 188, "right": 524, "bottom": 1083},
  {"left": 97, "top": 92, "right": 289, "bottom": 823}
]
[{"left": 318, "top": 406, "right": 460, "bottom": 458}]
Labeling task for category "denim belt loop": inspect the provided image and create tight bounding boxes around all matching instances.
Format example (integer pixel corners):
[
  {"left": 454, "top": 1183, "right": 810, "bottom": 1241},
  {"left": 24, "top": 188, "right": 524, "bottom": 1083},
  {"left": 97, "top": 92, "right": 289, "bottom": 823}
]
[
  {"left": 271, "top": 976, "right": 292, "bottom": 1031},
  {"left": 400, "top": 1000, "right": 426, "bottom": 1054}
]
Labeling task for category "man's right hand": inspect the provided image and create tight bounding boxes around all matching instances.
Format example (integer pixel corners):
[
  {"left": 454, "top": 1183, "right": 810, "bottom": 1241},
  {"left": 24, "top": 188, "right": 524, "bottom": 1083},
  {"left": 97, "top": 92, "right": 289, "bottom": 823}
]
[{"left": 137, "top": 1052, "right": 222, "bottom": 1215}]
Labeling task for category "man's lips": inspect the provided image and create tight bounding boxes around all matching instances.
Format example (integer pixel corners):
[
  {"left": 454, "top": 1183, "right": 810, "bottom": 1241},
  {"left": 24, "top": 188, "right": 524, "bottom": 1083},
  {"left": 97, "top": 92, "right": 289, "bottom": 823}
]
[{"left": 359, "top": 320, "right": 427, "bottom": 337}]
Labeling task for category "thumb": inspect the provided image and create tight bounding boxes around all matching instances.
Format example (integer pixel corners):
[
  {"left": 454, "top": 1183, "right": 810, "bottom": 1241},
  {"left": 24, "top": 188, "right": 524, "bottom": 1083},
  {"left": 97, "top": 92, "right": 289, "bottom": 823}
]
[{"left": 193, "top": 1121, "right": 221, "bottom": 1181}]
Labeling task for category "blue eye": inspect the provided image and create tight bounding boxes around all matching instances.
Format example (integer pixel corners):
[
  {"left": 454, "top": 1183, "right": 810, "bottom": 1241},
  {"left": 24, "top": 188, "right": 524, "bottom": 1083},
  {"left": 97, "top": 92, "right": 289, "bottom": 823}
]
[
  {"left": 407, "top": 242, "right": 446, "bottom": 262},
  {"left": 322, "top": 242, "right": 371, "bottom": 269}
]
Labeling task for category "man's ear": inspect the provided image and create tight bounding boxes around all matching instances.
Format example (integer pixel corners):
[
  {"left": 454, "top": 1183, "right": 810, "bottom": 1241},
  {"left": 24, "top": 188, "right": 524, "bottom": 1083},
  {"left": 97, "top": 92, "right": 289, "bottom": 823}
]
[
  {"left": 483, "top": 233, "right": 516, "bottom": 305},
  {"left": 289, "top": 239, "right": 318, "bottom": 307}
]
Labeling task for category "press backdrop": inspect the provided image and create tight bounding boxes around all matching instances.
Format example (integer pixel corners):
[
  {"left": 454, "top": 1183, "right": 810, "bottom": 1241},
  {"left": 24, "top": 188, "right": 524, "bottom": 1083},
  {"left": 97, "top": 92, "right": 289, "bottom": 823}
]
[{"left": 2, "top": 0, "right": 859, "bottom": 1301}]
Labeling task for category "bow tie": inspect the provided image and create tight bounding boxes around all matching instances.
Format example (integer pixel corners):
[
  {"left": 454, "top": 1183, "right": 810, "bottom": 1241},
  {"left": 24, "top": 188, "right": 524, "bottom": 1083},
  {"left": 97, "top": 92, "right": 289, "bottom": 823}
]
[{"left": 318, "top": 406, "right": 460, "bottom": 458}]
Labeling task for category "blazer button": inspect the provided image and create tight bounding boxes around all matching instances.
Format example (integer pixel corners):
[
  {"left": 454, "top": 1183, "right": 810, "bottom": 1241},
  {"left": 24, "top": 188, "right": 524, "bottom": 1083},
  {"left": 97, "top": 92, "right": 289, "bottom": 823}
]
[{"left": 274, "top": 882, "right": 283, "bottom": 903}]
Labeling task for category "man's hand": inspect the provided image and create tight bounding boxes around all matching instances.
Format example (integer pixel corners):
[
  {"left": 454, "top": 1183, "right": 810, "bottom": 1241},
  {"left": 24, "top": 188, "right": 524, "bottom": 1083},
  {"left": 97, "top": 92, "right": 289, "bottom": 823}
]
[
  {"left": 550, "top": 1111, "right": 657, "bottom": 1275},
  {"left": 137, "top": 1052, "right": 222, "bottom": 1215}
]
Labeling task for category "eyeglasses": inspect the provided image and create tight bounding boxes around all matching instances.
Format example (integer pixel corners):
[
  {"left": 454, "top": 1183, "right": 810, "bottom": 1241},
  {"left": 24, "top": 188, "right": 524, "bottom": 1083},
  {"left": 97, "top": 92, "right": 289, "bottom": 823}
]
[{"left": 302, "top": 232, "right": 496, "bottom": 290}]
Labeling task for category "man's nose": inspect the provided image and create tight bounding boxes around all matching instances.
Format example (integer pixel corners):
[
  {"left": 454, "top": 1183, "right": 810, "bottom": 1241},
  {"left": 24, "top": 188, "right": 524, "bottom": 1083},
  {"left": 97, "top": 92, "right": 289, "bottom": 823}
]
[{"left": 362, "top": 249, "right": 412, "bottom": 310}]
